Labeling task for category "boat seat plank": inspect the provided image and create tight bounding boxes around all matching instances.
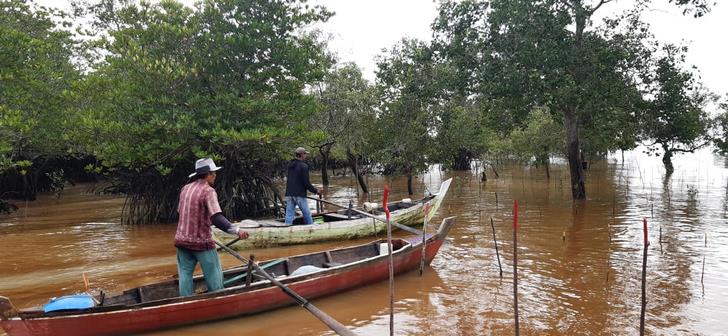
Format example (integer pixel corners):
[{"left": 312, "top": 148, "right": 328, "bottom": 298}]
[
  {"left": 329, "top": 244, "right": 379, "bottom": 264},
  {"left": 223, "top": 259, "right": 284, "bottom": 287},
  {"left": 323, "top": 213, "right": 354, "bottom": 221},
  {"left": 287, "top": 252, "right": 328, "bottom": 272}
]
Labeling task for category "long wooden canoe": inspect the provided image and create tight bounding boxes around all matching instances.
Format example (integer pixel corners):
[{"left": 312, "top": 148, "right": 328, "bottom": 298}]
[
  {"left": 216, "top": 178, "right": 453, "bottom": 249},
  {"left": 0, "top": 217, "right": 456, "bottom": 336}
]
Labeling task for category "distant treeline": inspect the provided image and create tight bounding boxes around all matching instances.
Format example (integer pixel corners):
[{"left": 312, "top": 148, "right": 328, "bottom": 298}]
[{"left": 2, "top": 0, "right": 728, "bottom": 222}]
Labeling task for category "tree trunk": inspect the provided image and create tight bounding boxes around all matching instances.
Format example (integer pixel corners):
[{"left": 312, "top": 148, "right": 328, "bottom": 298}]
[
  {"left": 451, "top": 149, "right": 471, "bottom": 171},
  {"left": 319, "top": 145, "right": 331, "bottom": 187},
  {"left": 545, "top": 160, "right": 550, "bottom": 180},
  {"left": 564, "top": 107, "right": 586, "bottom": 199},
  {"left": 538, "top": 151, "right": 550, "bottom": 180},
  {"left": 563, "top": 1, "right": 588, "bottom": 199},
  {"left": 407, "top": 171, "right": 414, "bottom": 195},
  {"left": 346, "top": 148, "right": 368, "bottom": 194},
  {"left": 662, "top": 146, "right": 674, "bottom": 175}
]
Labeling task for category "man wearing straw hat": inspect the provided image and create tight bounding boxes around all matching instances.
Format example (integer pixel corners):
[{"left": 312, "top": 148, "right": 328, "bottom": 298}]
[
  {"left": 284, "top": 147, "right": 321, "bottom": 225},
  {"left": 174, "top": 158, "right": 249, "bottom": 296}
]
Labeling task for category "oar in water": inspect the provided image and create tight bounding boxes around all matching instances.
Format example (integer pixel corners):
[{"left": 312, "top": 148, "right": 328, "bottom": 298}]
[
  {"left": 213, "top": 240, "right": 357, "bottom": 336},
  {"left": 306, "top": 196, "right": 423, "bottom": 236},
  {"left": 419, "top": 203, "right": 430, "bottom": 276}
]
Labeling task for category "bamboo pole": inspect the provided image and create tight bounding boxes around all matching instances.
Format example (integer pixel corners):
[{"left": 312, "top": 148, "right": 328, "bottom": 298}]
[
  {"left": 214, "top": 241, "right": 357, "bottom": 336},
  {"left": 513, "top": 200, "right": 519, "bottom": 336},
  {"left": 491, "top": 217, "right": 503, "bottom": 278},
  {"left": 659, "top": 225, "right": 663, "bottom": 254},
  {"left": 383, "top": 186, "right": 394, "bottom": 336},
  {"left": 419, "top": 203, "right": 430, "bottom": 276},
  {"left": 245, "top": 255, "right": 255, "bottom": 287},
  {"left": 640, "top": 218, "right": 649, "bottom": 336},
  {"left": 702, "top": 233, "right": 707, "bottom": 284},
  {"left": 82, "top": 272, "right": 89, "bottom": 292}
]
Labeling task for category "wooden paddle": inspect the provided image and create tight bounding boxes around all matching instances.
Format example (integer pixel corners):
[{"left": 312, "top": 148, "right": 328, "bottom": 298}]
[
  {"left": 306, "top": 197, "right": 424, "bottom": 235},
  {"left": 214, "top": 240, "right": 357, "bottom": 336}
]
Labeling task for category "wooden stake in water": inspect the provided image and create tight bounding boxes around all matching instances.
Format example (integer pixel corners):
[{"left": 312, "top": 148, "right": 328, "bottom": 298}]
[
  {"left": 82, "top": 272, "right": 90, "bottom": 292},
  {"left": 513, "top": 200, "right": 520, "bottom": 336},
  {"left": 491, "top": 217, "right": 503, "bottom": 278},
  {"left": 640, "top": 218, "right": 649, "bottom": 336},
  {"left": 419, "top": 203, "right": 430, "bottom": 276},
  {"left": 383, "top": 186, "right": 394, "bottom": 336},
  {"left": 606, "top": 220, "right": 612, "bottom": 284},
  {"left": 659, "top": 225, "right": 663, "bottom": 254},
  {"left": 702, "top": 233, "right": 707, "bottom": 284}
]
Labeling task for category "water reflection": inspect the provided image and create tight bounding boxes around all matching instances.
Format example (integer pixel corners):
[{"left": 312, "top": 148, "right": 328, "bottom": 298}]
[{"left": 2, "top": 147, "right": 728, "bottom": 335}]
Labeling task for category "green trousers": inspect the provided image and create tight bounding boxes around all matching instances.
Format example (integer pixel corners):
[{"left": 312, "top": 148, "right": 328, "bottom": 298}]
[{"left": 176, "top": 247, "right": 223, "bottom": 297}]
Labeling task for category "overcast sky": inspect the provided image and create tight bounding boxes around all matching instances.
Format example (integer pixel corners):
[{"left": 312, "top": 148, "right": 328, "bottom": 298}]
[
  {"left": 312, "top": 0, "right": 728, "bottom": 97},
  {"left": 39, "top": 0, "right": 728, "bottom": 97}
]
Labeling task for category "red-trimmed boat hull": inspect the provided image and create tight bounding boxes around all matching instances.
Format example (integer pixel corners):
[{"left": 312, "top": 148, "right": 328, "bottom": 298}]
[{"left": 1, "top": 223, "right": 452, "bottom": 336}]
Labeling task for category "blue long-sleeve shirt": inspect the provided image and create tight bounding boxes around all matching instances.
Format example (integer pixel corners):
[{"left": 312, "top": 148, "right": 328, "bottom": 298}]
[{"left": 285, "top": 159, "right": 317, "bottom": 197}]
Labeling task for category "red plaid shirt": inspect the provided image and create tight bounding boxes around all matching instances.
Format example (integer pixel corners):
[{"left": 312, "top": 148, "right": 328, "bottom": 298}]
[{"left": 174, "top": 179, "right": 222, "bottom": 251}]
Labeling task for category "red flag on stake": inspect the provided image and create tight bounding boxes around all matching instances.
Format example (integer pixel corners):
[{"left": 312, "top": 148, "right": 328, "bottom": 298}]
[
  {"left": 643, "top": 218, "right": 649, "bottom": 247},
  {"left": 514, "top": 200, "right": 518, "bottom": 230}
]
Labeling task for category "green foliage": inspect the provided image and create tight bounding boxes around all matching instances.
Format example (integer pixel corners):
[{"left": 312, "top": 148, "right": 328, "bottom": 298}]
[
  {"left": 667, "top": 0, "right": 713, "bottom": 17},
  {"left": 64, "top": 0, "right": 333, "bottom": 222},
  {"left": 505, "top": 107, "right": 565, "bottom": 164},
  {"left": 71, "top": 0, "right": 332, "bottom": 171},
  {"left": 313, "top": 63, "right": 376, "bottom": 155},
  {"left": 640, "top": 44, "right": 714, "bottom": 166},
  {"left": 371, "top": 39, "right": 436, "bottom": 176},
  {"left": 0, "top": 0, "right": 79, "bottom": 198},
  {"left": 0, "top": 1, "right": 78, "bottom": 167},
  {"left": 429, "top": 0, "right": 714, "bottom": 194},
  {"left": 714, "top": 98, "right": 728, "bottom": 155}
]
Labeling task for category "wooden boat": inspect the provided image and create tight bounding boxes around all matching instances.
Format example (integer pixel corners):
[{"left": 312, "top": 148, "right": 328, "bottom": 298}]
[
  {"left": 0, "top": 217, "right": 456, "bottom": 336},
  {"left": 216, "top": 178, "right": 453, "bottom": 249}
]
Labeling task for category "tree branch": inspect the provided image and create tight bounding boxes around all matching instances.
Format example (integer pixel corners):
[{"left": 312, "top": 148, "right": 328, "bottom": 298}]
[
  {"left": 670, "top": 140, "right": 710, "bottom": 153},
  {"left": 591, "top": 0, "right": 613, "bottom": 14}
]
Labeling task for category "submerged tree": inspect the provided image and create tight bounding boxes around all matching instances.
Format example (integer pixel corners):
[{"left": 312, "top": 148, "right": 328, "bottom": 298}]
[
  {"left": 372, "top": 39, "right": 437, "bottom": 195},
  {"left": 312, "top": 63, "right": 376, "bottom": 191},
  {"left": 713, "top": 98, "right": 728, "bottom": 155},
  {"left": 431, "top": 0, "right": 713, "bottom": 199},
  {"left": 506, "top": 107, "right": 565, "bottom": 179},
  {"left": 71, "top": 0, "right": 332, "bottom": 223},
  {"left": 640, "top": 45, "right": 714, "bottom": 175},
  {"left": 430, "top": 0, "right": 489, "bottom": 170},
  {"left": 0, "top": 0, "right": 79, "bottom": 204}
]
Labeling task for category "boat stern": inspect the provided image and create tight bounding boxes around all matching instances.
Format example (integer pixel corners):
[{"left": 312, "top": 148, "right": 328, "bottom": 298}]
[
  {"left": 0, "top": 296, "right": 18, "bottom": 320},
  {"left": 0, "top": 296, "right": 31, "bottom": 336},
  {"left": 425, "top": 178, "right": 453, "bottom": 222},
  {"left": 435, "top": 216, "right": 457, "bottom": 239}
]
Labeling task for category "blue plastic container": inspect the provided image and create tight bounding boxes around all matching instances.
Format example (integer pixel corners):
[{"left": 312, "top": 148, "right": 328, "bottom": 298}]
[{"left": 43, "top": 294, "right": 96, "bottom": 313}]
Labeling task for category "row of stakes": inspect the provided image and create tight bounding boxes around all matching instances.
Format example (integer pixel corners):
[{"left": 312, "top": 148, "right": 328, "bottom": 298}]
[{"left": 477, "top": 198, "right": 709, "bottom": 336}]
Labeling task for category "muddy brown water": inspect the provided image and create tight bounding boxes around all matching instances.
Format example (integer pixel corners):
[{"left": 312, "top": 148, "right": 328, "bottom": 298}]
[{"left": 2, "top": 148, "right": 728, "bottom": 335}]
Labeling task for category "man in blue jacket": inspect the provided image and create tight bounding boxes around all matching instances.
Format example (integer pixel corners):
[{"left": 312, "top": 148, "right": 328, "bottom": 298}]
[{"left": 284, "top": 147, "right": 321, "bottom": 224}]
